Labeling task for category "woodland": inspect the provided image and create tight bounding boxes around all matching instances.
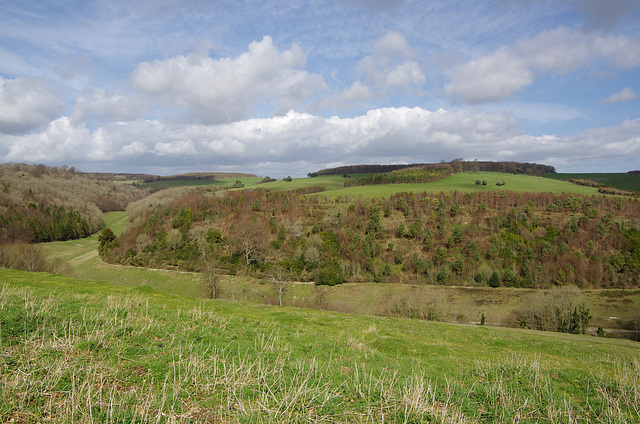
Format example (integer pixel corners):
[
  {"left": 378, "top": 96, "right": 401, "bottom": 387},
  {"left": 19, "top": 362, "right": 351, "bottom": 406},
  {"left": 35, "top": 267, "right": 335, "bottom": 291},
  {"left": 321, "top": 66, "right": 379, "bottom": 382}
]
[
  {"left": 0, "top": 163, "right": 145, "bottom": 243},
  {"left": 102, "top": 174, "right": 640, "bottom": 291}
]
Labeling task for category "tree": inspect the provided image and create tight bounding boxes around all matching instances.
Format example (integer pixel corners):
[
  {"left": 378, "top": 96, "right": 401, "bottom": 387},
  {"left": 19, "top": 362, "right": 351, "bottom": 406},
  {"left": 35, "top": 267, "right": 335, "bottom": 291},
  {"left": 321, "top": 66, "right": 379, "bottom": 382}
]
[
  {"left": 98, "top": 228, "right": 118, "bottom": 258},
  {"left": 268, "top": 266, "right": 288, "bottom": 306},
  {"left": 488, "top": 271, "right": 501, "bottom": 288},
  {"left": 202, "top": 257, "right": 219, "bottom": 299},
  {"left": 232, "top": 219, "right": 268, "bottom": 266},
  {"left": 317, "top": 261, "right": 344, "bottom": 286}
]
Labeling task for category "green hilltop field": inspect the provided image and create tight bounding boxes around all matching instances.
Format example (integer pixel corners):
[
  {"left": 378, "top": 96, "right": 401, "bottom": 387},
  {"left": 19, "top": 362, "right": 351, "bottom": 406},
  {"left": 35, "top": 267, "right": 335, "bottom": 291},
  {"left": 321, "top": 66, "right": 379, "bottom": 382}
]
[{"left": 158, "top": 171, "right": 602, "bottom": 197}]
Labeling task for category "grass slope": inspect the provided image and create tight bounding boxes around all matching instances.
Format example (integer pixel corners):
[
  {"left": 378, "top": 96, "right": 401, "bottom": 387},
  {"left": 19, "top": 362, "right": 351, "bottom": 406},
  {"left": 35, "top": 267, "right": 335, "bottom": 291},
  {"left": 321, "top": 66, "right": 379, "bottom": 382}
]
[
  {"left": 321, "top": 172, "right": 598, "bottom": 198},
  {"left": 546, "top": 173, "right": 640, "bottom": 192},
  {"left": 41, "top": 212, "right": 204, "bottom": 298},
  {"left": 138, "top": 172, "right": 599, "bottom": 198},
  {"left": 1, "top": 268, "right": 639, "bottom": 423}
]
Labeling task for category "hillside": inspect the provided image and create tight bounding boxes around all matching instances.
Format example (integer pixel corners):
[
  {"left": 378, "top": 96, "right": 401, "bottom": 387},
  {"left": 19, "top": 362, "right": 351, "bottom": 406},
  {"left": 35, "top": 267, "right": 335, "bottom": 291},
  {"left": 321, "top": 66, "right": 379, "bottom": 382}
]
[
  {"left": 546, "top": 172, "right": 640, "bottom": 193},
  {"left": 0, "top": 164, "right": 147, "bottom": 243},
  {"left": 103, "top": 173, "right": 640, "bottom": 293},
  {"left": 1, "top": 268, "right": 638, "bottom": 422}
]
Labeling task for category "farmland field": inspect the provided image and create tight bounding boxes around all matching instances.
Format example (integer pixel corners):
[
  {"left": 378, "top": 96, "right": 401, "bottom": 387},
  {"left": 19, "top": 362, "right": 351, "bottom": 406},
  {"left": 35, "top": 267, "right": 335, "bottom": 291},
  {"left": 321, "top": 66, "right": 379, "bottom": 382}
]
[
  {"left": 545, "top": 172, "right": 640, "bottom": 192},
  {"left": 139, "top": 171, "right": 600, "bottom": 197}
]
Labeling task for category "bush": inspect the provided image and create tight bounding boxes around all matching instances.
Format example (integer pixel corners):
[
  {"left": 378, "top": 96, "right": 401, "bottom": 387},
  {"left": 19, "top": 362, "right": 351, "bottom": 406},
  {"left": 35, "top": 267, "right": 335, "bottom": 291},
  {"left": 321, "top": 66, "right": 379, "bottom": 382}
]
[
  {"left": 488, "top": 271, "right": 501, "bottom": 288},
  {"left": 316, "top": 262, "right": 344, "bottom": 286},
  {"left": 511, "top": 286, "right": 591, "bottom": 334},
  {"left": 98, "top": 228, "right": 118, "bottom": 258}
]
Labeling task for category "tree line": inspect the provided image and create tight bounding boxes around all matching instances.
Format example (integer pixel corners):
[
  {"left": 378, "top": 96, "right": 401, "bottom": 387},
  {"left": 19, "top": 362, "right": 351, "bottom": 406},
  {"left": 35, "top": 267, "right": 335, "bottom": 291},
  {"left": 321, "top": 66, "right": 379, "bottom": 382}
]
[
  {"left": 343, "top": 164, "right": 453, "bottom": 187},
  {"left": 311, "top": 160, "right": 555, "bottom": 177}
]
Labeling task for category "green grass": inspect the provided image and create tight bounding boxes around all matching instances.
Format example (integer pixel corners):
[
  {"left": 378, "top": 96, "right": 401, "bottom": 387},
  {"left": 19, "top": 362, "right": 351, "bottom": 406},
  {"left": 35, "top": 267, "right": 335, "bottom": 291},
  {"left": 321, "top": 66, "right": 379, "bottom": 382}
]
[
  {"left": 0, "top": 268, "right": 638, "bottom": 422},
  {"left": 141, "top": 176, "right": 264, "bottom": 190},
  {"left": 41, "top": 211, "right": 204, "bottom": 298},
  {"left": 138, "top": 172, "right": 602, "bottom": 199},
  {"left": 545, "top": 173, "right": 640, "bottom": 192},
  {"left": 319, "top": 172, "right": 599, "bottom": 198}
]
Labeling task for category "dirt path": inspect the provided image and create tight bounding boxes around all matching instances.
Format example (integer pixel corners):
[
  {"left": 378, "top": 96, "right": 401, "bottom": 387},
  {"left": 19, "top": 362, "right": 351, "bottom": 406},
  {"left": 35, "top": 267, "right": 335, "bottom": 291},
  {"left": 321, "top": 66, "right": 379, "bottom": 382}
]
[{"left": 68, "top": 249, "right": 99, "bottom": 267}]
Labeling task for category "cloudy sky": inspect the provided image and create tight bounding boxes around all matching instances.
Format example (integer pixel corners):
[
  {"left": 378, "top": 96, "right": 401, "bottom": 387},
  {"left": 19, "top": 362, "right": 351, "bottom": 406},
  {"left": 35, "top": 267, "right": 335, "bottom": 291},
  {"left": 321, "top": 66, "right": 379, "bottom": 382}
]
[{"left": 1, "top": 0, "right": 639, "bottom": 176}]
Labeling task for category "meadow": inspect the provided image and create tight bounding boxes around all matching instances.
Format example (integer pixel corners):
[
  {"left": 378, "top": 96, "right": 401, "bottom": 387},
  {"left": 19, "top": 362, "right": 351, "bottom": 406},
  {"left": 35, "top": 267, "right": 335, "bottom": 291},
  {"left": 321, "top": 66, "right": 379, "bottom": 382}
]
[
  {"left": 145, "top": 172, "right": 601, "bottom": 197},
  {"left": 546, "top": 173, "right": 640, "bottom": 193},
  {"left": 1, "top": 268, "right": 639, "bottom": 422}
]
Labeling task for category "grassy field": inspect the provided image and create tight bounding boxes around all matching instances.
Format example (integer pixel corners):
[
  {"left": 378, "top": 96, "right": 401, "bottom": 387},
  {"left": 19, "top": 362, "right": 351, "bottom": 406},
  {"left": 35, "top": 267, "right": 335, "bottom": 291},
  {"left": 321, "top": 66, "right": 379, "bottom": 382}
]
[
  {"left": 41, "top": 212, "right": 204, "bottom": 298},
  {"left": 545, "top": 173, "right": 640, "bottom": 192},
  {"left": 138, "top": 172, "right": 600, "bottom": 198},
  {"left": 1, "top": 268, "right": 638, "bottom": 422},
  {"left": 140, "top": 176, "right": 264, "bottom": 190},
  {"left": 319, "top": 172, "right": 598, "bottom": 198}
]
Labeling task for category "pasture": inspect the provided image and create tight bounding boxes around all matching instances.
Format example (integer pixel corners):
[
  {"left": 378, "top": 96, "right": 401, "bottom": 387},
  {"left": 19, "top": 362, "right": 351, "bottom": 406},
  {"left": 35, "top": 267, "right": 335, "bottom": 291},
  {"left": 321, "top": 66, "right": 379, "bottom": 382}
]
[{"left": 1, "top": 268, "right": 638, "bottom": 422}]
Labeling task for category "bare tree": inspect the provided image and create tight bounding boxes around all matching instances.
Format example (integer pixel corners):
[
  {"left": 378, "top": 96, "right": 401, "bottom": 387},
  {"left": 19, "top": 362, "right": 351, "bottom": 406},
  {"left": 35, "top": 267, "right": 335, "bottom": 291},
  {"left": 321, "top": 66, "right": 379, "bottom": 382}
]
[
  {"left": 268, "top": 266, "right": 288, "bottom": 306},
  {"left": 202, "top": 258, "right": 218, "bottom": 299},
  {"left": 232, "top": 220, "right": 267, "bottom": 266},
  {"left": 190, "top": 226, "right": 219, "bottom": 299}
]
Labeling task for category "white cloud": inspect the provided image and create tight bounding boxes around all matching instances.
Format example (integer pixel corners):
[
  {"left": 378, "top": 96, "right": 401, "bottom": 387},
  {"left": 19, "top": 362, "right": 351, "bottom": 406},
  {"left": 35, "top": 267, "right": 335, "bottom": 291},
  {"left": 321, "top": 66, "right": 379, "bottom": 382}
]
[
  {"left": 357, "top": 31, "right": 426, "bottom": 94},
  {"left": 72, "top": 89, "right": 148, "bottom": 123},
  {"left": 154, "top": 139, "right": 198, "bottom": 156},
  {"left": 447, "top": 28, "right": 640, "bottom": 103},
  {"left": 600, "top": 87, "right": 638, "bottom": 104},
  {"left": 1, "top": 108, "right": 638, "bottom": 175},
  {"left": 445, "top": 49, "right": 533, "bottom": 104},
  {"left": 0, "top": 76, "right": 63, "bottom": 134},
  {"left": 374, "top": 31, "right": 415, "bottom": 60},
  {"left": 129, "top": 36, "right": 327, "bottom": 124}
]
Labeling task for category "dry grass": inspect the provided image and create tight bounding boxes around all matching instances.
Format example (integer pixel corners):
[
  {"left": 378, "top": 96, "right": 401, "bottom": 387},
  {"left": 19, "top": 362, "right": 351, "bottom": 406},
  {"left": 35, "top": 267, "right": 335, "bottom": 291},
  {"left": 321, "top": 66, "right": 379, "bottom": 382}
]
[{"left": 1, "top": 273, "right": 639, "bottom": 423}]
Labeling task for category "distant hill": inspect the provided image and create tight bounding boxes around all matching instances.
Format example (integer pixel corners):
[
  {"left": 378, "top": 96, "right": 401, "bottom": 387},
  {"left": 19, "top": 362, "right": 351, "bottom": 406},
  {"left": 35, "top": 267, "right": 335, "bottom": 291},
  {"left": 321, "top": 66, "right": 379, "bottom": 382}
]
[
  {"left": 0, "top": 163, "right": 148, "bottom": 242},
  {"left": 141, "top": 172, "right": 257, "bottom": 183},
  {"left": 312, "top": 160, "right": 555, "bottom": 177}
]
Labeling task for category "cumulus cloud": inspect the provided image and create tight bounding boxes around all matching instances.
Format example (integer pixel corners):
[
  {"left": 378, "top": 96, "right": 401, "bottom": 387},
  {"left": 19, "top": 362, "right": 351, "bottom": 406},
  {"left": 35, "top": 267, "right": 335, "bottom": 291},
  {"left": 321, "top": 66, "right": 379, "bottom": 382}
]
[
  {"left": 72, "top": 89, "right": 149, "bottom": 123},
  {"left": 129, "top": 36, "right": 326, "bottom": 124},
  {"left": 356, "top": 31, "right": 426, "bottom": 95},
  {"left": 600, "top": 87, "right": 638, "bottom": 104},
  {"left": 4, "top": 106, "right": 637, "bottom": 175},
  {"left": 446, "top": 28, "right": 640, "bottom": 103},
  {"left": 0, "top": 76, "right": 63, "bottom": 134},
  {"left": 445, "top": 49, "right": 534, "bottom": 104}
]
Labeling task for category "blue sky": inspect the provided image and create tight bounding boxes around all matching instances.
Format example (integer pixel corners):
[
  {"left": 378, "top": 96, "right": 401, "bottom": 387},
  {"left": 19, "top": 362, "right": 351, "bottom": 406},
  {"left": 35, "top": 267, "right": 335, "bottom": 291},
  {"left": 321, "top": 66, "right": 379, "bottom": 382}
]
[{"left": 0, "top": 0, "right": 639, "bottom": 176}]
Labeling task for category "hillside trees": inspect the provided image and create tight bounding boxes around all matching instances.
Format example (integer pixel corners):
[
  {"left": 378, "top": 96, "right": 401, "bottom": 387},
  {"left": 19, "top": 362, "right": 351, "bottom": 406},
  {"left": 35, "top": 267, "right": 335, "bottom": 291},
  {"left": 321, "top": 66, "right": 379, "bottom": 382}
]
[
  {"left": 0, "top": 163, "right": 147, "bottom": 243},
  {"left": 103, "top": 186, "right": 640, "bottom": 289}
]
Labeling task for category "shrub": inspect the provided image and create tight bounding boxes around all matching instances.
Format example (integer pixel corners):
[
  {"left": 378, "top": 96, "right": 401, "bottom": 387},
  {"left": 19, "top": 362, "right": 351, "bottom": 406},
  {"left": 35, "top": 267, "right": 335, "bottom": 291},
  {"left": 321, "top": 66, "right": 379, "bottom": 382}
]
[
  {"left": 316, "top": 261, "right": 344, "bottom": 286},
  {"left": 488, "top": 271, "right": 501, "bottom": 288},
  {"left": 511, "top": 286, "right": 591, "bottom": 334},
  {"left": 98, "top": 228, "right": 118, "bottom": 257}
]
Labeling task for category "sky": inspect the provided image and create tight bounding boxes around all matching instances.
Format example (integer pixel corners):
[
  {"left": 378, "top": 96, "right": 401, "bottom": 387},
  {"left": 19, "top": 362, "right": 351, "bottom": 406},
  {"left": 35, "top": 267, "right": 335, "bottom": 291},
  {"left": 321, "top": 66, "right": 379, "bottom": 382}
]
[{"left": 0, "top": 0, "right": 639, "bottom": 177}]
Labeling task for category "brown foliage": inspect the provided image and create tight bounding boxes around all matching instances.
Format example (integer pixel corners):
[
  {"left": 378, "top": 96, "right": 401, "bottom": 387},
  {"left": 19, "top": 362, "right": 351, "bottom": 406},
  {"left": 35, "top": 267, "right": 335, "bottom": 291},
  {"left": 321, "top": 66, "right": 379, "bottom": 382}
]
[{"left": 108, "top": 185, "right": 640, "bottom": 289}]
